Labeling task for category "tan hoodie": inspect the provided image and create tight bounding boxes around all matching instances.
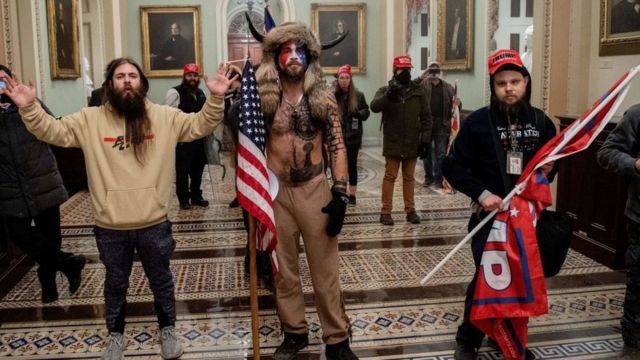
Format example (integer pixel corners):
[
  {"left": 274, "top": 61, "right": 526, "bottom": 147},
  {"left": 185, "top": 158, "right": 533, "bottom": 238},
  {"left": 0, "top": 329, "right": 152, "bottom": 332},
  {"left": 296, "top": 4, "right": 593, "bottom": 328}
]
[{"left": 19, "top": 95, "right": 224, "bottom": 230}]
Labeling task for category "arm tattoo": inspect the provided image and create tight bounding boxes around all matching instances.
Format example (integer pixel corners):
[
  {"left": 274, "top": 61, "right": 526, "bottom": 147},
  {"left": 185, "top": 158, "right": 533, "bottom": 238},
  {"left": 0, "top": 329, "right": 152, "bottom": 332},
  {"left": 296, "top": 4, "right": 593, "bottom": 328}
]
[{"left": 325, "top": 93, "right": 348, "bottom": 190}]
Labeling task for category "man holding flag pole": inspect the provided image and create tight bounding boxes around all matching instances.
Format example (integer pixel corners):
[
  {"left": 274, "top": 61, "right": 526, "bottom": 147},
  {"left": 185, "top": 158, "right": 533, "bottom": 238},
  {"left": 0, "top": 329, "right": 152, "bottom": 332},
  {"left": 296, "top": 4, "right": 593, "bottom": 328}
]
[
  {"left": 241, "top": 15, "right": 357, "bottom": 359},
  {"left": 434, "top": 48, "right": 638, "bottom": 360},
  {"left": 442, "top": 49, "right": 558, "bottom": 360}
]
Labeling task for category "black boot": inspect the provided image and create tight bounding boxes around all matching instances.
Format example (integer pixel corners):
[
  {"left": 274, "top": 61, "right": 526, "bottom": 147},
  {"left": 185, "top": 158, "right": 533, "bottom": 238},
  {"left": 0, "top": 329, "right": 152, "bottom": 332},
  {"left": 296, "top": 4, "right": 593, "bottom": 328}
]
[
  {"left": 273, "top": 332, "right": 309, "bottom": 360},
  {"left": 326, "top": 339, "right": 358, "bottom": 360},
  {"left": 191, "top": 195, "right": 209, "bottom": 207},
  {"left": 37, "top": 267, "right": 58, "bottom": 304},
  {"left": 60, "top": 254, "right": 86, "bottom": 294}
]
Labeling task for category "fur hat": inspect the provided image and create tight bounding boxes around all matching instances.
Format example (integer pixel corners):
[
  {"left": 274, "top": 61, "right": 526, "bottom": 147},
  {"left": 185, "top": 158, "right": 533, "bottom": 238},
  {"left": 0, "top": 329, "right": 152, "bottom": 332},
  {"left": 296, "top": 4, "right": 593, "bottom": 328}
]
[{"left": 256, "top": 22, "right": 331, "bottom": 122}]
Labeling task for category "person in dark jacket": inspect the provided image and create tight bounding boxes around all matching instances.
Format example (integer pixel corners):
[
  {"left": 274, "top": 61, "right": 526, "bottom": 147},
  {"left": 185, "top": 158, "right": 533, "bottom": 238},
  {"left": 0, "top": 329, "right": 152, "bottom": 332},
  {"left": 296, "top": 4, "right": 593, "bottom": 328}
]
[
  {"left": 442, "top": 49, "right": 556, "bottom": 360},
  {"left": 0, "top": 64, "right": 85, "bottom": 304},
  {"left": 165, "top": 63, "right": 210, "bottom": 209},
  {"left": 597, "top": 103, "right": 640, "bottom": 360},
  {"left": 419, "top": 62, "right": 461, "bottom": 189},
  {"left": 370, "top": 55, "right": 432, "bottom": 226},
  {"left": 334, "top": 64, "right": 370, "bottom": 205}
]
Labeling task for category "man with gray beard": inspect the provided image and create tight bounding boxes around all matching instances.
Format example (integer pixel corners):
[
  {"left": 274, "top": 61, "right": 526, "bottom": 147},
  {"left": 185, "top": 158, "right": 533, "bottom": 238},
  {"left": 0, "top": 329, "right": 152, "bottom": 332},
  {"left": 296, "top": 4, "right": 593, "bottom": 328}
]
[{"left": 1, "top": 57, "right": 236, "bottom": 360}]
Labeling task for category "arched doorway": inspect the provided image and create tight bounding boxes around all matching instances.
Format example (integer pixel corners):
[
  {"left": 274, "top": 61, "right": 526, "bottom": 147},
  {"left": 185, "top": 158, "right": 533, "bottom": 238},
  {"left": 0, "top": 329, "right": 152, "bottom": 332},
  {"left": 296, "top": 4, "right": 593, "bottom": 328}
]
[{"left": 227, "top": 11, "right": 263, "bottom": 66}]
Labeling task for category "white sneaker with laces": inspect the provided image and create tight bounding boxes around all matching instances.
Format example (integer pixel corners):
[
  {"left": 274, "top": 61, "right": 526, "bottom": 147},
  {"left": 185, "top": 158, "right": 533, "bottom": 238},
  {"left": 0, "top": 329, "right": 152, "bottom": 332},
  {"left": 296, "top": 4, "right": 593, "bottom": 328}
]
[
  {"left": 160, "top": 325, "right": 184, "bottom": 359},
  {"left": 101, "top": 332, "right": 126, "bottom": 360}
]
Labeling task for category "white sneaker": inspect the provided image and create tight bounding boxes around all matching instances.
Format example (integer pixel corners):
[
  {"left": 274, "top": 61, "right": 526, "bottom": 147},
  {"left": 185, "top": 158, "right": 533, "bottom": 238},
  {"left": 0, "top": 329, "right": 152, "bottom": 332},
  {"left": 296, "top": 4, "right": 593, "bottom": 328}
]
[
  {"left": 160, "top": 326, "right": 184, "bottom": 359},
  {"left": 101, "top": 332, "right": 126, "bottom": 360}
]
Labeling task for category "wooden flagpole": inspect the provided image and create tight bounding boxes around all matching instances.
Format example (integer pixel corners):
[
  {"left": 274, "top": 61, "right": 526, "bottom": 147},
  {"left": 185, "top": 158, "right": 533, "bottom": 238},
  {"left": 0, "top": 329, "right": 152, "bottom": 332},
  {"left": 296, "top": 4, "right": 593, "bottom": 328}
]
[{"left": 248, "top": 215, "right": 261, "bottom": 359}]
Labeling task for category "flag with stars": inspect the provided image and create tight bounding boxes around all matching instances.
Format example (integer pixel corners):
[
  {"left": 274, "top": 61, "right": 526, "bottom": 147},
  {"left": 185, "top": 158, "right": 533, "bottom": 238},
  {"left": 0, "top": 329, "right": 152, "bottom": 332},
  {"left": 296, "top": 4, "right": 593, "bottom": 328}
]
[
  {"left": 469, "top": 67, "right": 638, "bottom": 359},
  {"left": 236, "top": 58, "right": 278, "bottom": 272}
]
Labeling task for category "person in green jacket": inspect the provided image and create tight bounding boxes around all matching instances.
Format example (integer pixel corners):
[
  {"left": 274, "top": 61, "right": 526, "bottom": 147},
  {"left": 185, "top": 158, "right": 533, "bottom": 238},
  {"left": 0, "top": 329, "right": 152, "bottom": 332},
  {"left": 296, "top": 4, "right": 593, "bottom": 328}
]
[{"left": 370, "top": 55, "right": 432, "bottom": 226}]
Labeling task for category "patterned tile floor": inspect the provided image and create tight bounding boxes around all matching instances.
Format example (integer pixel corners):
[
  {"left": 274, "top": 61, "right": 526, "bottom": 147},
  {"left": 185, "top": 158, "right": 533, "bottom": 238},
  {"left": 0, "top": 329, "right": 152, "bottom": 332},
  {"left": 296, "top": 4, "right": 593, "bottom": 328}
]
[{"left": 0, "top": 148, "right": 627, "bottom": 359}]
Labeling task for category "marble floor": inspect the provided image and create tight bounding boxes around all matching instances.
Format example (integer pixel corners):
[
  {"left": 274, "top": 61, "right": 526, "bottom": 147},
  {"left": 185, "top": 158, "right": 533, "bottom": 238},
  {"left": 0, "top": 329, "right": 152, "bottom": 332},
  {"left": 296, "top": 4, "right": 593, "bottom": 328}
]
[{"left": 0, "top": 147, "right": 628, "bottom": 359}]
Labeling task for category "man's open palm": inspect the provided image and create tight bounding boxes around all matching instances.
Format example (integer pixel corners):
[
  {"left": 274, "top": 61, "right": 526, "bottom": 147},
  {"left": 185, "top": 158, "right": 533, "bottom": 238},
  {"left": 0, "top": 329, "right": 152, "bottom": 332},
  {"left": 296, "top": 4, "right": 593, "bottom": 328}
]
[
  {"left": 205, "top": 62, "right": 239, "bottom": 97},
  {"left": 3, "top": 76, "right": 36, "bottom": 108}
]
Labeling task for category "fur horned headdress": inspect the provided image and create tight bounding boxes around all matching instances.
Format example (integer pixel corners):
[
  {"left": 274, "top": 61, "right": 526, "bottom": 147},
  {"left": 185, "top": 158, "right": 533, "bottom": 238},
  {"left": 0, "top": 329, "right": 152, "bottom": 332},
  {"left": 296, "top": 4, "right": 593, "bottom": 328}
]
[{"left": 245, "top": 14, "right": 348, "bottom": 122}]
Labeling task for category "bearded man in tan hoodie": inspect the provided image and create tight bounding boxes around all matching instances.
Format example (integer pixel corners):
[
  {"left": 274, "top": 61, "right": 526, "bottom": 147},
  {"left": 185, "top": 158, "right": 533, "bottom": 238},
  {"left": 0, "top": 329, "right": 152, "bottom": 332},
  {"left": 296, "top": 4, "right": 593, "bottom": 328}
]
[{"left": 1, "top": 57, "right": 236, "bottom": 360}]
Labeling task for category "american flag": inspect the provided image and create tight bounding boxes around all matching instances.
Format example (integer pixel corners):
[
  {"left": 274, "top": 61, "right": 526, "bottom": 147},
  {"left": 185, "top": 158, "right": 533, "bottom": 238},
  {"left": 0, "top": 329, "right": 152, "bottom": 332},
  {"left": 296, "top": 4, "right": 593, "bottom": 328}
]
[
  {"left": 470, "top": 66, "right": 639, "bottom": 360},
  {"left": 236, "top": 59, "right": 278, "bottom": 272}
]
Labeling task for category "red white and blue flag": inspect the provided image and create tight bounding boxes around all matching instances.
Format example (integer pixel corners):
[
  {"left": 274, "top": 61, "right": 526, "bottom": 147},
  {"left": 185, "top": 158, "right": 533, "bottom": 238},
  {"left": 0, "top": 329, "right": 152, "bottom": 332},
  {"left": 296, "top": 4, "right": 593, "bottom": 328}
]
[
  {"left": 236, "top": 59, "right": 278, "bottom": 272},
  {"left": 470, "top": 66, "right": 638, "bottom": 359}
]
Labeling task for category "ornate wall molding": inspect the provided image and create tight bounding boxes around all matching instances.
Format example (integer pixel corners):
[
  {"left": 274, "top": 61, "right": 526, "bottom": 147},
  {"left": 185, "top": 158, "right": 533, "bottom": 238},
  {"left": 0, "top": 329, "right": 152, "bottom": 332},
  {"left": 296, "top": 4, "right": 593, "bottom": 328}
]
[
  {"left": 33, "top": 0, "right": 44, "bottom": 100},
  {"left": 540, "top": 0, "right": 551, "bottom": 113},
  {"left": 1, "top": 0, "right": 13, "bottom": 68}
]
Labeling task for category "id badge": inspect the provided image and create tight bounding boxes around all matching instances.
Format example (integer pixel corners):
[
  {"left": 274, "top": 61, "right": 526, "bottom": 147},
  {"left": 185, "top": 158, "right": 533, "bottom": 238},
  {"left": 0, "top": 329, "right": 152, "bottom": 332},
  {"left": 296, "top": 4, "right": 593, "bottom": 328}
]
[
  {"left": 351, "top": 118, "right": 359, "bottom": 130},
  {"left": 507, "top": 151, "right": 523, "bottom": 175}
]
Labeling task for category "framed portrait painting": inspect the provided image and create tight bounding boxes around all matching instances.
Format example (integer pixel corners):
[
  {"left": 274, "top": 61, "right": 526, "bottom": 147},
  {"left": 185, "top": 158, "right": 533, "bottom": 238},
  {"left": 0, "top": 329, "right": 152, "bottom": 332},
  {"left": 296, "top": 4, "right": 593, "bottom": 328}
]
[
  {"left": 46, "top": 0, "right": 81, "bottom": 79},
  {"left": 140, "top": 6, "right": 202, "bottom": 77},
  {"left": 437, "top": 0, "right": 474, "bottom": 71},
  {"left": 311, "top": 3, "right": 366, "bottom": 74},
  {"left": 599, "top": 0, "right": 640, "bottom": 56}
]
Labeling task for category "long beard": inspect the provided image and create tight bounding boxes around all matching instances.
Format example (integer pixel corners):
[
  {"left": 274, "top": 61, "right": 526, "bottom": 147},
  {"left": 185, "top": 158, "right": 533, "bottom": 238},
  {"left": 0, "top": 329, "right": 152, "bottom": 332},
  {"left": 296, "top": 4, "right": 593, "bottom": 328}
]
[
  {"left": 498, "top": 98, "right": 527, "bottom": 117},
  {"left": 109, "top": 87, "right": 147, "bottom": 121},
  {"left": 107, "top": 87, "right": 150, "bottom": 163}
]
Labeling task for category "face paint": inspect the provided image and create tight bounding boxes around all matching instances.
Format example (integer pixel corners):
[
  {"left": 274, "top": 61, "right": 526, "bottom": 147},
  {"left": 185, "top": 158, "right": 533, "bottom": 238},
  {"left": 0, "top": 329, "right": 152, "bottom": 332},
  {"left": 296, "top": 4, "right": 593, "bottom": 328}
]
[{"left": 278, "top": 41, "right": 308, "bottom": 70}]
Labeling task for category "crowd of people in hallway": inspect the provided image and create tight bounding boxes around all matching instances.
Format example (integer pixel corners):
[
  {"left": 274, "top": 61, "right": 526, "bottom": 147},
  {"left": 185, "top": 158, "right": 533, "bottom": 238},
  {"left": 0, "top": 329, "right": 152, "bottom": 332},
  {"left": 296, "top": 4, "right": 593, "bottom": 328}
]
[{"left": 2, "top": 12, "right": 640, "bottom": 360}]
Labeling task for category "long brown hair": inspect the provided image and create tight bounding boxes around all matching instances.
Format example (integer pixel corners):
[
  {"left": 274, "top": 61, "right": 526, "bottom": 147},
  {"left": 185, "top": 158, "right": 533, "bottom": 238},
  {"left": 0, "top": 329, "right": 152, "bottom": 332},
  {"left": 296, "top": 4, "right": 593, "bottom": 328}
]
[
  {"left": 103, "top": 57, "right": 151, "bottom": 164},
  {"left": 335, "top": 78, "right": 359, "bottom": 114}
]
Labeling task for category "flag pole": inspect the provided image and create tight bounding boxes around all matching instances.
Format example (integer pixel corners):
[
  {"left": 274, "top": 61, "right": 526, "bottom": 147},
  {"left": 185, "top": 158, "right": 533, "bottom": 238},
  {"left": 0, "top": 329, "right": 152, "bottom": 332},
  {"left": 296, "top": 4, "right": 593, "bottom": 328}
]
[
  {"left": 420, "top": 65, "right": 640, "bottom": 286},
  {"left": 248, "top": 214, "right": 261, "bottom": 359}
]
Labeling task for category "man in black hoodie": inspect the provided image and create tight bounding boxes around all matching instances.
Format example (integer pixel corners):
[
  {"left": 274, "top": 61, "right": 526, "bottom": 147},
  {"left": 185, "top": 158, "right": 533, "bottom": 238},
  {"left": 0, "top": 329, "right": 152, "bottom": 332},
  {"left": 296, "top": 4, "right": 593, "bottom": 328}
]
[{"left": 442, "top": 49, "right": 557, "bottom": 360}]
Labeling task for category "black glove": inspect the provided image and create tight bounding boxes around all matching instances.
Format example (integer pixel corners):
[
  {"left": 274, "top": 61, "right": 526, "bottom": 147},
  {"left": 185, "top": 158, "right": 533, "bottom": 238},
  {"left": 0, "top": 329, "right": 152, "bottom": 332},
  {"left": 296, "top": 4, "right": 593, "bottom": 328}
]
[
  {"left": 321, "top": 190, "right": 349, "bottom": 236},
  {"left": 418, "top": 142, "right": 430, "bottom": 159},
  {"left": 386, "top": 79, "right": 403, "bottom": 102}
]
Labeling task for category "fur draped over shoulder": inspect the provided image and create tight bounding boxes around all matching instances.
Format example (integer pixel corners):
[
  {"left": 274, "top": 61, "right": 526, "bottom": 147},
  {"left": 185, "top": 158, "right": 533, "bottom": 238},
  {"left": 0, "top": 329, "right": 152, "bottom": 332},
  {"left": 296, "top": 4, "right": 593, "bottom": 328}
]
[{"left": 255, "top": 21, "right": 333, "bottom": 122}]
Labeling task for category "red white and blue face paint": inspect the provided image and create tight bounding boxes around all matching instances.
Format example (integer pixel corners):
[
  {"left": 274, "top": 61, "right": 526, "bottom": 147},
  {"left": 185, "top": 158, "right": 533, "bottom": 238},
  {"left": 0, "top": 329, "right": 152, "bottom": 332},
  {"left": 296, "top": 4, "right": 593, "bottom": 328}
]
[{"left": 278, "top": 41, "right": 308, "bottom": 71}]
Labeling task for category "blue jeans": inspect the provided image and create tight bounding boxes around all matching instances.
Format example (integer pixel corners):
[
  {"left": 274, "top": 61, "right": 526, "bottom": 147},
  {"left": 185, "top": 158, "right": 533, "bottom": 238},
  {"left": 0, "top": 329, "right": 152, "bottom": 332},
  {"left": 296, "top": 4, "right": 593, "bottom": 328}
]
[
  {"left": 423, "top": 132, "right": 449, "bottom": 183},
  {"left": 95, "top": 220, "right": 176, "bottom": 333},
  {"left": 623, "top": 219, "right": 640, "bottom": 348}
]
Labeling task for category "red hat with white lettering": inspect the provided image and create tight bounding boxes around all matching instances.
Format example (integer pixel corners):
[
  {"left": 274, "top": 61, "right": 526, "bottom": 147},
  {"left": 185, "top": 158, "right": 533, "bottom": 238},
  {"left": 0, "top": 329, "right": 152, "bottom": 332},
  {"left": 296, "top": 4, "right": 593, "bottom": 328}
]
[
  {"left": 183, "top": 63, "right": 200, "bottom": 75},
  {"left": 392, "top": 55, "right": 413, "bottom": 69},
  {"left": 337, "top": 64, "right": 351, "bottom": 77},
  {"left": 487, "top": 49, "right": 526, "bottom": 76}
]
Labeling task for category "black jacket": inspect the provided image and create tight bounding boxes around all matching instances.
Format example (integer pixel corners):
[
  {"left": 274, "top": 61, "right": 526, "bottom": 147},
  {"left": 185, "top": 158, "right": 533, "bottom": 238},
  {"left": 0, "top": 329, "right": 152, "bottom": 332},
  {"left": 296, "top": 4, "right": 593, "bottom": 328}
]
[
  {"left": 0, "top": 102, "right": 68, "bottom": 217},
  {"left": 443, "top": 105, "right": 557, "bottom": 202},
  {"left": 335, "top": 89, "right": 370, "bottom": 146},
  {"left": 597, "top": 104, "right": 640, "bottom": 223}
]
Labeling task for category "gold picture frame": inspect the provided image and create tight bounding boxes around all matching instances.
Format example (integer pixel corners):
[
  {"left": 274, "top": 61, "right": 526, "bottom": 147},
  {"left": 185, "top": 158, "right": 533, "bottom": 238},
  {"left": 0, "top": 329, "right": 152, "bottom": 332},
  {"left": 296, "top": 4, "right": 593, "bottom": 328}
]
[
  {"left": 140, "top": 6, "right": 202, "bottom": 77},
  {"left": 437, "top": 0, "right": 474, "bottom": 71},
  {"left": 46, "top": 0, "right": 81, "bottom": 79},
  {"left": 599, "top": 0, "right": 640, "bottom": 56},
  {"left": 311, "top": 3, "right": 366, "bottom": 74}
]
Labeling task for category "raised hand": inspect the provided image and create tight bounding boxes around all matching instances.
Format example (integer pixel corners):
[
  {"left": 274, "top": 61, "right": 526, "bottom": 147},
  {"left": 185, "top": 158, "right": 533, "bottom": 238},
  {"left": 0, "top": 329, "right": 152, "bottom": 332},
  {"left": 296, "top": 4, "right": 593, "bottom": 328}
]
[
  {"left": 204, "top": 62, "right": 240, "bottom": 97},
  {"left": 2, "top": 75, "right": 36, "bottom": 108}
]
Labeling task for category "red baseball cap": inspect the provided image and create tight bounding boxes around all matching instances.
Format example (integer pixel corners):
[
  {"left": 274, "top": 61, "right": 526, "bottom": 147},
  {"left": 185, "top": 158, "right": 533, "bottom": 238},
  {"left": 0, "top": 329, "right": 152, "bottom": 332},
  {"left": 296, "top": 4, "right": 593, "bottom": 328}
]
[
  {"left": 487, "top": 49, "right": 525, "bottom": 76},
  {"left": 393, "top": 55, "right": 413, "bottom": 69},
  {"left": 183, "top": 63, "right": 200, "bottom": 75},
  {"left": 337, "top": 64, "right": 351, "bottom": 77}
]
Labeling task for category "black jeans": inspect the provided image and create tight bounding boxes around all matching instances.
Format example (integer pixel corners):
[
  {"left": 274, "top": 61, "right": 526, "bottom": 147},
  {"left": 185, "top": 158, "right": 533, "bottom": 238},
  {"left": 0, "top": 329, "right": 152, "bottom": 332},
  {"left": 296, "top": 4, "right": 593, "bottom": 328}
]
[
  {"left": 175, "top": 139, "right": 207, "bottom": 203},
  {"left": 423, "top": 131, "right": 449, "bottom": 183},
  {"left": 623, "top": 219, "right": 640, "bottom": 348},
  {"left": 346, "top": 143, "right": 360, "bottom": 187},
  {"left": 4, "top": 205, "right": 70, "bottom": 272},
  {"left": 456, "top": 213, "right": 493, "bottom": 348},
  {"left": 95, "top": 221, "right": 176, "bottom": 333}
]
